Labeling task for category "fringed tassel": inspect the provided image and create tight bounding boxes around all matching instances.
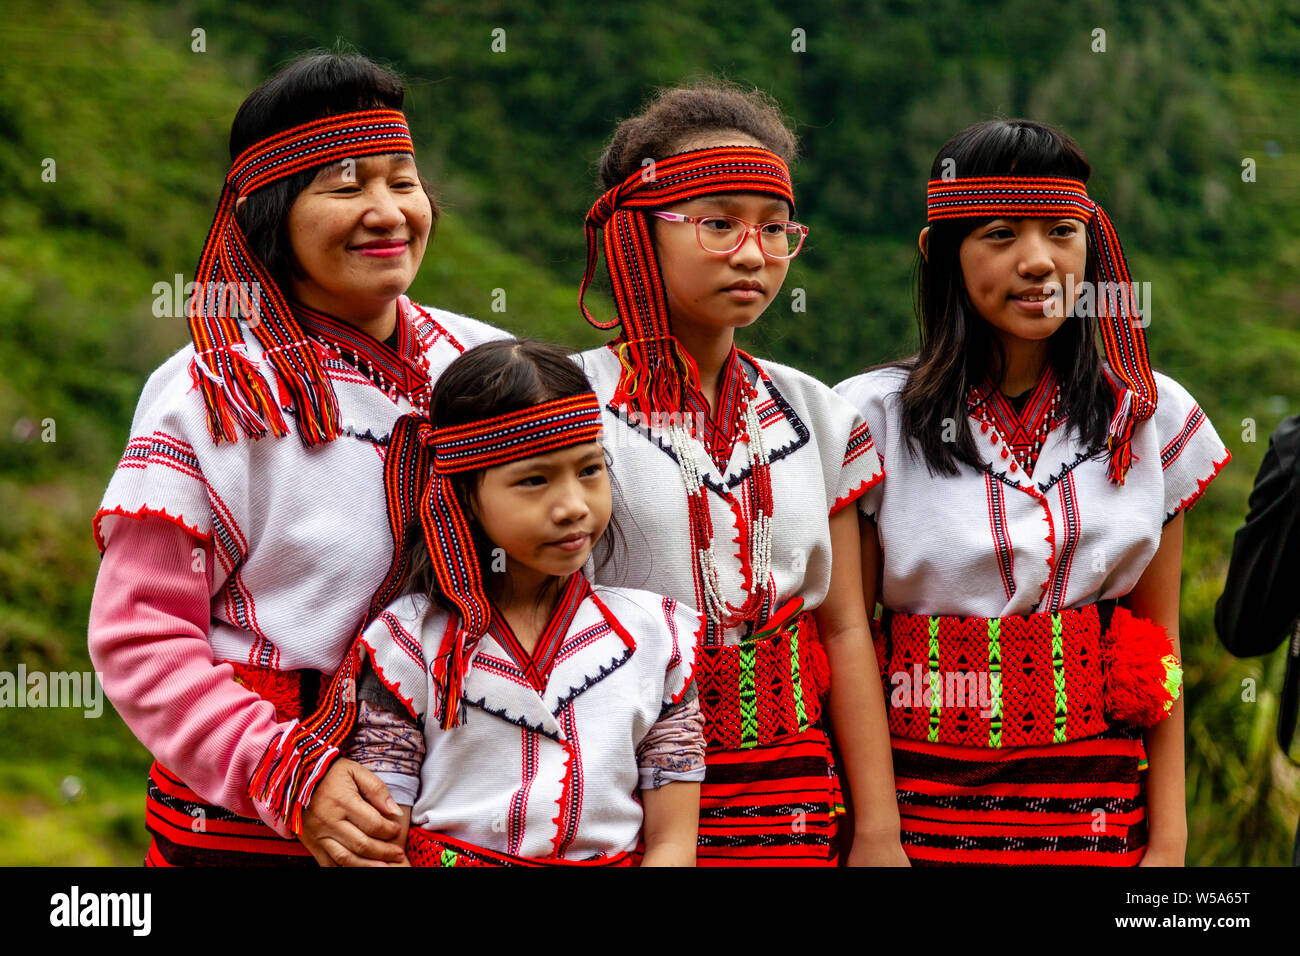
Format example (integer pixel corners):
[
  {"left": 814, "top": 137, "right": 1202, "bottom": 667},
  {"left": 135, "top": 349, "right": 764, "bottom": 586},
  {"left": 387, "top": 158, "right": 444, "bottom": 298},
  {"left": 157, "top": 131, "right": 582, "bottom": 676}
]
[
  {"left": 1106, "top": 388, "right": 1136, "bottom": 485},
  {"left": 190, "top": 345, "right": 289, "bottom": 444},
  {"left": 432, "top": 626, "right": 473, "bottom": 730},
  {"left": 248, "top": 645, "right": 360, "bottom": 833},
  {"left": 265, "top": 341, "right": 342, "bottom": 446},
  {"left": 1102, "top": 607, "right": 1182, "bottom": 727},
  {"left": 613, "top": 336, "right": 700, "bottom": 426}
]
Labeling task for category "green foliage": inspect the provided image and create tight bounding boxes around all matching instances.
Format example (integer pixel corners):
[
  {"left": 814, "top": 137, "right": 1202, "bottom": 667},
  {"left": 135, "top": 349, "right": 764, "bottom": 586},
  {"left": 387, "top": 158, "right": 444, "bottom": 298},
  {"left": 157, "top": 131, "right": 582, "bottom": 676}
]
[{"left": 1, "top": 0, "right": 1296, "bottom": 866}]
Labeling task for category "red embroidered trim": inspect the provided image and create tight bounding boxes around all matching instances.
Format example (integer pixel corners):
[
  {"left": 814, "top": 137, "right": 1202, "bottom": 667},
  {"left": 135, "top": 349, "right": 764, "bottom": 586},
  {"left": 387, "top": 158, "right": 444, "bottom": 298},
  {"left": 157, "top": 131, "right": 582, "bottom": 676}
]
[
  {"left": 1169, "top": 450, "right": 1231, "bottom": 517},
  {"left": 549, "top": 709, "right": 580, "bottom": 858},
  {"left": 587, "top": 588, "right": 639, "bottom": 653},
  {"left": 488, "top": 574, "right": 591, "bottom": 692},
  {"left": 830, "top": 468, "right": 885, "bottom": 516},
  {"left": 661, "top": 597, "right": 699, "bottom": 707},
  {"left": 409, "top": 300, "right": 466, "bottom": 356},
  {"left": 680, "top": 346, "right": 749, "bottom": 470},
  {"left": 1160, "top": 405, "right": 1207, "bottom": 470},
  {"left": 359, "top": 624, "right": 421, "bottom": 722},
  {"left": 91, "top": 504, "right": 211, "bottom": 554}
]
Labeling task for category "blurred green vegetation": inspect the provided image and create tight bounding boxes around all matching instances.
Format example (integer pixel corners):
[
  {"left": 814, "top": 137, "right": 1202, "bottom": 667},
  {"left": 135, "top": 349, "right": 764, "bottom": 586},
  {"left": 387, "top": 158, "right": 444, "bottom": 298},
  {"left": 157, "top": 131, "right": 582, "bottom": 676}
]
[{"left": 0, "top": 0, "right": 1296, "bottom": 864}]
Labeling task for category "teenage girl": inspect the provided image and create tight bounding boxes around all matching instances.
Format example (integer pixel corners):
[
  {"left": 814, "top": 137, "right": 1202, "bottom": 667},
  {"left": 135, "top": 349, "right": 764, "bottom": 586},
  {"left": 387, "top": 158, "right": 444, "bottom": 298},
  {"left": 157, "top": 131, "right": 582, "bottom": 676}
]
[
  {"left": 340, "top": 339, "right": 705, "bottom": 866},
  {"left": 577, "top": 83, "right": 907, "bottom": 866},
  {"left": 836, "top": 119, "right": 1230, "bottom": 865}
]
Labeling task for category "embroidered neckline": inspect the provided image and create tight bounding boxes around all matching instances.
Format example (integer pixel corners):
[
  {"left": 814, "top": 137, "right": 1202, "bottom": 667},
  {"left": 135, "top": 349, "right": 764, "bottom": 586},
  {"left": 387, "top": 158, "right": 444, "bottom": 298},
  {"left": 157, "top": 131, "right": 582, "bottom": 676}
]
[
  {"left": 968, "top": 364, "right": 1060, "bottom": 478},
  {"left": 487, "top": 573, "right": 592, "bottom": 693},
  {"left": 679, "top": 346, "right": 754, "bottom": 471},
  {"left": 292, "top": 300, "right": 433, "bottom": 413}
]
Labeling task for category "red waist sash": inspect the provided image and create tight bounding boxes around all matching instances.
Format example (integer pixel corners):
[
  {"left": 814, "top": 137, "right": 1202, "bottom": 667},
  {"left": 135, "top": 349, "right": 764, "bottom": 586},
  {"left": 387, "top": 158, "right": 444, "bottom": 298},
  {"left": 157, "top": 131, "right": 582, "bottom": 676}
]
[
  {"left": 694, "top": 598, "right": 831, "bottom": 751},
  {"left": 874, "top": 602, "right": 1181, "bottom": 749},
  {"left": 407, "top": 828, "right": 635, "bottom": 867}
]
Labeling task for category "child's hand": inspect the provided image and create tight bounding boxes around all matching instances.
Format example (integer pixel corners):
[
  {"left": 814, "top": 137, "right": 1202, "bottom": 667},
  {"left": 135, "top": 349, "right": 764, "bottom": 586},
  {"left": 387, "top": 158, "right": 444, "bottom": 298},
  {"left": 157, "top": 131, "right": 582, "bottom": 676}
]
[
  {"left": 1138, "top": 843, "right": 1187, "bottom": 867},
  {"left": 845, "top": 829, "right": 911, "bottom": 867},
  {"left": 299, "top": 758, "right": 407, "bottom": 866}
]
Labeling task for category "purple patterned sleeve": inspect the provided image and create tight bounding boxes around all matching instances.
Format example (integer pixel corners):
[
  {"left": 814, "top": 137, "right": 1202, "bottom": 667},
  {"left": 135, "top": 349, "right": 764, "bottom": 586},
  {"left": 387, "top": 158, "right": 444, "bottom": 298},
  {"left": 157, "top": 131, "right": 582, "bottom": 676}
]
[
  {"left": 342, "top": 696, "right": 425, "bottom": 805},
  {"left": 636, "top": 684, "right": 706, "bottom": 789}
]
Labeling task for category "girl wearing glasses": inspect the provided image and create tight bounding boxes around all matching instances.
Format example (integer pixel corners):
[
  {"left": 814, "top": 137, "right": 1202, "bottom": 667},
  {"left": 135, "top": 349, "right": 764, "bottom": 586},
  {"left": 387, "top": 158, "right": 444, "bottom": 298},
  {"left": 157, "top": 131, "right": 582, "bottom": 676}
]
[{"left": 576, "top": 83, "right": 907, "bottom": 866}]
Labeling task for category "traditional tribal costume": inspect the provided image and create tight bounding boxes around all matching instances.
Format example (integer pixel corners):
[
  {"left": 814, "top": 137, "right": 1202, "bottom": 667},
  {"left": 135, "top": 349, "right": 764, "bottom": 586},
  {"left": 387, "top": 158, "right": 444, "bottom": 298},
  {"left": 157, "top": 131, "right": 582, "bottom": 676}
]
[
  {"left": 88, "top": 109, "right": 508, "bottom": 865},
  {"left": 834, "top": 176, "right": 1230, "bottom": 866},
  {"left": 576, "top": 146, "right": 884, "bottom": 865},
  {"left": 326, "top": 394, "right": 706, "bottom": 865}
]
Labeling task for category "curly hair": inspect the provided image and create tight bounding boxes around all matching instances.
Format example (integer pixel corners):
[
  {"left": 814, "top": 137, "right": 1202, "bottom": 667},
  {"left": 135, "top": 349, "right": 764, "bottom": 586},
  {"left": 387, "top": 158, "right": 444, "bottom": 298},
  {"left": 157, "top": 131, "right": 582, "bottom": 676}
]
[{"left": 597, "top": 81, "right": 798, "bottom": 191}]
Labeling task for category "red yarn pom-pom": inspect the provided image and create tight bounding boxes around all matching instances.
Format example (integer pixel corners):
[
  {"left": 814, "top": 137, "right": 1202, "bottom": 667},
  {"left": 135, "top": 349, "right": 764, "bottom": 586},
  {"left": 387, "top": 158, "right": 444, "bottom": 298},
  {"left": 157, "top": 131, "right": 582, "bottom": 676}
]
[{"left": 1103, "top": 607, "right": 1182, "bottom": 727}]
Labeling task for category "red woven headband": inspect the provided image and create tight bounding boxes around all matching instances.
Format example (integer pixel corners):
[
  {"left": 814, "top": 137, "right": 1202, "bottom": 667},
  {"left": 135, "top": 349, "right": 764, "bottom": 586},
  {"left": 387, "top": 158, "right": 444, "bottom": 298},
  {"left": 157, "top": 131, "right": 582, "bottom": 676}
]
[
  {"left": 580, "top": 145, "right": 795, "bottom": 421},
  {"left": 926, "top": 176, "right": 1157, "bottom": 484},
  {"left": 188, "top": 108, "right": 415, "bottom": 445},
  {"left": 400, "top": 394, "right": 603, "bottom": 728}
]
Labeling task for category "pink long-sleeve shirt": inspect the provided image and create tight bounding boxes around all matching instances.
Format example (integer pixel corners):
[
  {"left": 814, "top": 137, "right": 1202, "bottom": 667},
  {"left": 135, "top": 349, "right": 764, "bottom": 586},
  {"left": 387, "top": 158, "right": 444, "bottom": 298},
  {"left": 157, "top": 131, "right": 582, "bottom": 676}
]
[{"left": 88, "top": 514, "right": 293, "bottom": 835}]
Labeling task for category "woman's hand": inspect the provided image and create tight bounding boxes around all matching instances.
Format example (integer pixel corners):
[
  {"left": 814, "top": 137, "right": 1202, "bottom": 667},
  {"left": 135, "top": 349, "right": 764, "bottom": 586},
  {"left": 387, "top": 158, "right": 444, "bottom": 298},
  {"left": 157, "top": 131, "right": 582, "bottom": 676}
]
[{"left": 298, "top": 758, "right": 407, "bottom": 866}]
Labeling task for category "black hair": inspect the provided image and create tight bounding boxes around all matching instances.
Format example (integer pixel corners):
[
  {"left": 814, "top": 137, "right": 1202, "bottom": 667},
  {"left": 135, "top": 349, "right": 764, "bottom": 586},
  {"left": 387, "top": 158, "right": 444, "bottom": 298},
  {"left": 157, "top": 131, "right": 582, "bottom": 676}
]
[
  {"left": 404, "top": 339, "right": 627, "bottom": 613},
  {"left": 892, "top": 118, "right": 1115, "bottom": 476},
  {"left": 229, "top": 49, "right": 438, "bottom": 290}
]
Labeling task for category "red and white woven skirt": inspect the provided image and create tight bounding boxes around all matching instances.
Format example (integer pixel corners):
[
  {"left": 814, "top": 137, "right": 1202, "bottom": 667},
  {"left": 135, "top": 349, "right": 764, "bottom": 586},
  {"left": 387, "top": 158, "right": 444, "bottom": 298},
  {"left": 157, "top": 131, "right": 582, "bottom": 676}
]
[
  {"left": 694, "top": 609, "right": 843, "bottom": 866},
  {"left": 877, "top": 604, "right": 1159, "bottom": 866}
]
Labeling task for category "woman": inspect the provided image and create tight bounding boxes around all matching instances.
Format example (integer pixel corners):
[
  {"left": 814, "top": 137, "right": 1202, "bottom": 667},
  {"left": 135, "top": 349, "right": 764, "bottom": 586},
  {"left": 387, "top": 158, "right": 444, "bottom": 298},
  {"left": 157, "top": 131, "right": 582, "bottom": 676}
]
[{"left": 88, "top": 51, "right": 508, "bottom": 866}]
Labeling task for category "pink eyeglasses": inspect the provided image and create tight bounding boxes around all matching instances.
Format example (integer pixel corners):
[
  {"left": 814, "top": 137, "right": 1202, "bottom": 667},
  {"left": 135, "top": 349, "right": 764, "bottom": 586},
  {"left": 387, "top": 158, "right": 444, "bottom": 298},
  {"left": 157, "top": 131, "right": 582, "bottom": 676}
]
[{"left": 652, "top": 212, "right": 809, "bottom": 259}]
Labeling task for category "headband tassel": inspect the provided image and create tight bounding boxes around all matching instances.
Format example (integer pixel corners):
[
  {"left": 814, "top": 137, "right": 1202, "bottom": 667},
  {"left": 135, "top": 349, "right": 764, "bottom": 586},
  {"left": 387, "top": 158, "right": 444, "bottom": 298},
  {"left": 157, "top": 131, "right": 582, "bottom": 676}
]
[
  {"left": 580, "top": 145, "right": 795, "bottom": 420},
  {"left": 1106, "top": 388, "right": 1136, "bottom": 485},
  {"left": 926, "top": 175, "right": 1158, "bottom": 484},
  {"left": 188, "top": 108, "right": 414, "bottom": 446}
]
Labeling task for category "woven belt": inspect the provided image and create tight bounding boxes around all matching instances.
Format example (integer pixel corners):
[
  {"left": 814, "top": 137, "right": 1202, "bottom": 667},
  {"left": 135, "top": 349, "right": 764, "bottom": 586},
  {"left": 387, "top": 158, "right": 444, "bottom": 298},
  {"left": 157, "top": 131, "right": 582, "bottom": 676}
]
[
  {"left": 695, "top": 600, "right": 830, "bottom": 751},
  {"left": 874, "top": 601, "right": 1180, "bottom": 749},
  {"left": 406, "top": 828, "right": 635, "bottom": 867}
]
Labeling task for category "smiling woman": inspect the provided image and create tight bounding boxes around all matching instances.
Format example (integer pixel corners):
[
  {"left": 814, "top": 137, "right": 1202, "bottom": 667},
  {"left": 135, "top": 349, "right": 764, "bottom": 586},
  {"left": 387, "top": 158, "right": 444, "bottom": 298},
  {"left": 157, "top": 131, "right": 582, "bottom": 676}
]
[
  {"left": 87, "top": 50, "right": 509, "bottom": 867},
  {"left": 281, "top": 153, "right": 432, "bottom": 338}
]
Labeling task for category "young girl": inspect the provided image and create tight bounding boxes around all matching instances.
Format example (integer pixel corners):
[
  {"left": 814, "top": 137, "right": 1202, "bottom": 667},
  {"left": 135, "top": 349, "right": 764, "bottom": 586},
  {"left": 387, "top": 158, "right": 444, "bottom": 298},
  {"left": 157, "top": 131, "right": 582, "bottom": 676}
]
[
  {"left": 87, "top": 52, "right": 508, "bottom": 866},
  {"left": 835, "top": 119, "right": 1231, "bottom": 866},
  {"left": 338, "top": 339, "right": 705, "bottom": 866},
  {"left": 576, "top": 83, "right": 907, "bottom": 866}
]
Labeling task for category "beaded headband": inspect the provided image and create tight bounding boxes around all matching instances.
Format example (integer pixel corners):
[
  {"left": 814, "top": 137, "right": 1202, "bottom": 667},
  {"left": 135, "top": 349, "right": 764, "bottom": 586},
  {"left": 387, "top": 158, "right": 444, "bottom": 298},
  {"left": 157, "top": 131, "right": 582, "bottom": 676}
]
[
  {"left": 409, "top": 393, "right": 603, "bottom": 728},
  {"left": 580, "top": 145, "right": 795, "bottom": 423},
  {"left": 926, "top": 176, "right": 1157, "bottom": 484},
  {"left": 188, "top": 108, "right": 415, "bottom": 445}
]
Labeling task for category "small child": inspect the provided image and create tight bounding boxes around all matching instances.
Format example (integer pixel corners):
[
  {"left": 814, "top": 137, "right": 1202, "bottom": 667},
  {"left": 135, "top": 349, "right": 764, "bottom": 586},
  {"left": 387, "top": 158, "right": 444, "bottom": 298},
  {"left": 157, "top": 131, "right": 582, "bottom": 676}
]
[{"left": 342, "top": 339, "right": 705, "bottom": 866}]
